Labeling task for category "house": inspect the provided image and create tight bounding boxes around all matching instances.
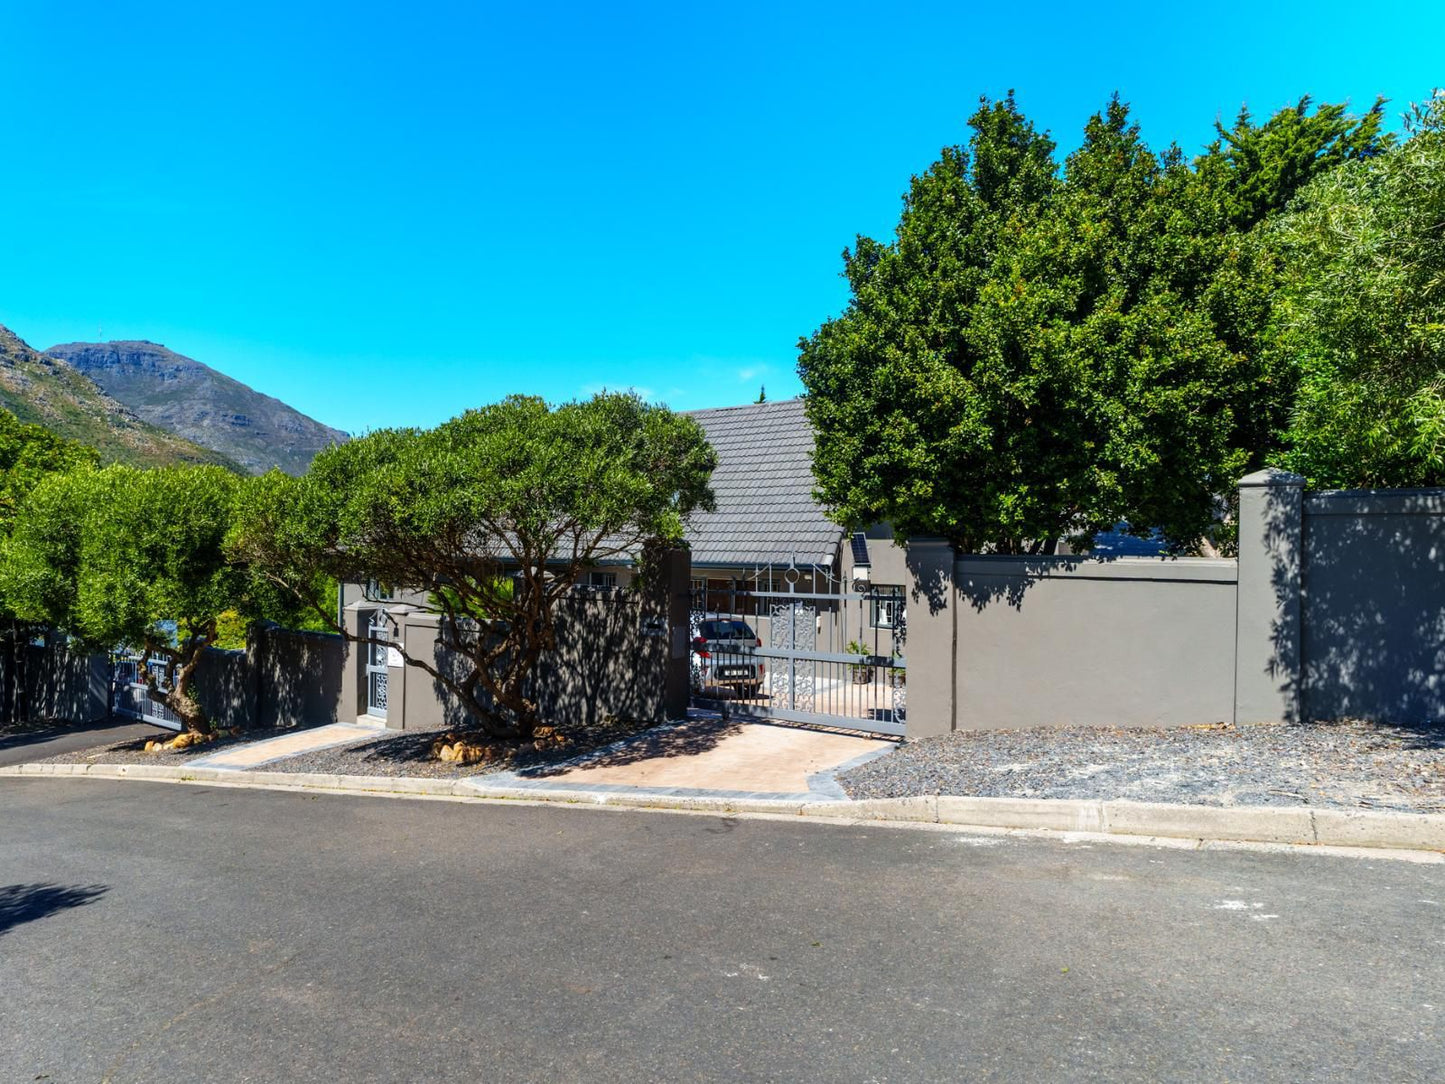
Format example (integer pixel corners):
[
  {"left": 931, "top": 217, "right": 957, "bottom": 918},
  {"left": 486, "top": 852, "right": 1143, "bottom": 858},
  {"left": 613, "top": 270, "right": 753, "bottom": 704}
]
[{"left": 337, "top": 397, "right": 912, "bottom": 731}]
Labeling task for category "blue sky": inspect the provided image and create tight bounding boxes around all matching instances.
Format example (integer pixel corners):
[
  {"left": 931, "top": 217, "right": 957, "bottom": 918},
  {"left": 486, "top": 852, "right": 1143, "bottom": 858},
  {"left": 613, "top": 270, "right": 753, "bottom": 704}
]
[{"left": 1, "top": 2, "right": 1441, "bottom": 435}]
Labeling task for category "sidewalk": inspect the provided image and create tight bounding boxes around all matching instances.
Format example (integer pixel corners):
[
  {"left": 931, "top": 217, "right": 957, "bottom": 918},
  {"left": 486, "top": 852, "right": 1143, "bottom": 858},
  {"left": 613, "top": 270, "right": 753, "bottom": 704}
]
[{"left": 4, "top": 714, "right": 1443, "bottom": 858}]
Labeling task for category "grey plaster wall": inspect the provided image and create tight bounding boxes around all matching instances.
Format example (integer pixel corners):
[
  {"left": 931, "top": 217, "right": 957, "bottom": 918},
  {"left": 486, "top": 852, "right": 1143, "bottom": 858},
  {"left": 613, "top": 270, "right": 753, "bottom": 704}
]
[
  {"left": 359, "top": 550, "right": 692, "bottom": 732},
  {"left": 1300, "top": 489, "right": 1445, "bottom": 724},
  {"left": 951, "top": 556, "right": 1238, "bottom": 731},
  {"left": 904, "top": 474, "right": 1445, "bottom": 736},
  {"left": 193, "top": 647, "right": 258, "bottom": 731}
]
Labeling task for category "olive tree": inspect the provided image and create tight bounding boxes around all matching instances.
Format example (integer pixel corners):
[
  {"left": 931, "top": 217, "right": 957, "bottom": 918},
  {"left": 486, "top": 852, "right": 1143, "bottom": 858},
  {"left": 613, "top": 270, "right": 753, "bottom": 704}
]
[
  {"left": 234, "top": 392, "right": 715, "bottom": 741},
  {"left": 3, "top": 464, "right": 251, "bottom": 735}
]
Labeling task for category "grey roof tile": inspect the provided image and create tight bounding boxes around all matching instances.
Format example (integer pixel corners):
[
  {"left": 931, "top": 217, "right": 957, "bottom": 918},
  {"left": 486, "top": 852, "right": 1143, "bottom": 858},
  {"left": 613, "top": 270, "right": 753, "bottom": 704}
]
[{"left": 682, "top": 399, "right": 844, "bottom": 568}]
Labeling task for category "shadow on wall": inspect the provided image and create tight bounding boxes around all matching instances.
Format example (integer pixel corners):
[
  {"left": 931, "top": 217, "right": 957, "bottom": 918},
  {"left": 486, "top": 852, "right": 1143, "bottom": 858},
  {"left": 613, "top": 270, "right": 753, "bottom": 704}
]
[
  {"left": 1297, "top": 491, "right": 1445, "bottom": 729},
  {"left": 192, "top": 629, "right": 346, "bottom": 731},
  {"left": 955, "top": 555, "right": 1096, "bottom": 612},
  {"left": 434, "top": 589, "right": 668, "bottom": 732},
  {"left": 0, "top": 882, "right": 108, "bottom": 937},
  {"left": 263, "top": 630, "right": 345, "bottom": 729}
]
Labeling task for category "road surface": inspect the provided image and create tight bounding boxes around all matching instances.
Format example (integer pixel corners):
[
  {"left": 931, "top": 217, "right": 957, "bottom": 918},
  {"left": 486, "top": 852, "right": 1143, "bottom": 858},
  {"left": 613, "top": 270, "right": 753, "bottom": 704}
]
[{"left": 2, "top": 779, "right": 1441, "bottom": 1082}]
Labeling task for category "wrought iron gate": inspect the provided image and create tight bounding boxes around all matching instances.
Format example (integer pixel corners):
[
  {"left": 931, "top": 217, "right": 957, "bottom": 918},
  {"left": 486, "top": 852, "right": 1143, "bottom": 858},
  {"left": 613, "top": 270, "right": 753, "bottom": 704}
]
[
  {"left": 689, "top": 564, "right": 906, "bottom": 736},
  {"left": 111, "top": 651, "right": 183, "bottom": 731},
  {"left": 365, "top": 611, "right": 390, "bottom": 718}
]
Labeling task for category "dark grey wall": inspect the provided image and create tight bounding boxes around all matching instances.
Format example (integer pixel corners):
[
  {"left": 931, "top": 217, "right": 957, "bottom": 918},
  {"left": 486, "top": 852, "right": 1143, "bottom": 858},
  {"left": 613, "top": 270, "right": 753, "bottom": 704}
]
[
  {"left": 17, "top": 642, "right": 109, "bottom": 725},
  {"left": 354, "top": 550, "right": 692, "bottom": 732},
  {"left": 259, "top": 630, "right": 346, "bottom": 728},
  {"left": 192, "top": 647, "right": 257, "bottom": 731},
  {"left": 1300, "top": 489, "right": 1445, "bottom": 724}
]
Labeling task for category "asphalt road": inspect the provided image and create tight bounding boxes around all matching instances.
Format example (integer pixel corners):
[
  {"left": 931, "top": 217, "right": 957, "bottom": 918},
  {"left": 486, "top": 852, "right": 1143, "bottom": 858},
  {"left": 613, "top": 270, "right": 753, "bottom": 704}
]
[
  {"left": 2, "top": 780, "right": 1442, "bottom": 1083},
  {"left": 0, "top": 720, "right": 162, "bottom": 769}
]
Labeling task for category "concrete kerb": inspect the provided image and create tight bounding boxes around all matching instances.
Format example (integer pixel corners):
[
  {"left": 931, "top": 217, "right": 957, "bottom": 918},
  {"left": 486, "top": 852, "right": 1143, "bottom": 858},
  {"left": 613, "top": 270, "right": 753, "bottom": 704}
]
[{"left": 4, "top": 761, "right": 1443, "bottom": 855}]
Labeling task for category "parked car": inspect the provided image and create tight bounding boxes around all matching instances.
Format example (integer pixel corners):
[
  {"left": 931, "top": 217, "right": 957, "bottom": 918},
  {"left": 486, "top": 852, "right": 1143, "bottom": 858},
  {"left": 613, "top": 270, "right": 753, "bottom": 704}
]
[{"left": 691, "top": 616, "right": 765, "bottom": 696}]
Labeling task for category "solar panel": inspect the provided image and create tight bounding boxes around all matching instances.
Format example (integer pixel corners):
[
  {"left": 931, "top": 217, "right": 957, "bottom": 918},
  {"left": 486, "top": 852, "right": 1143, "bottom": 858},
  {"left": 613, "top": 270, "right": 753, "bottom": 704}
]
[{"left": 850, "top": 531, "right": 871, "bottom": 567}]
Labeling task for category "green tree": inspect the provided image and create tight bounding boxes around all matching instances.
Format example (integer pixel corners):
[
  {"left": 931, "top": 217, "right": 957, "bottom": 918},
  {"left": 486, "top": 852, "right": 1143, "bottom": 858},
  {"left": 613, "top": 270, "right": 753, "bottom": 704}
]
[
  {"left": 3, "top": 464, "right": 253, "bottom": 734},
  {"left": 799, "top": 93, "right": 1389, "bottom": 553},
  {"left": 0, "top": 410, "right": 99, "bottom": 724},
  {"left": 1270, "top": 92, "right": 1445, "bottom": 487},
  {"left": 234, "top": 392, "right": 716, "bottom": 741}
]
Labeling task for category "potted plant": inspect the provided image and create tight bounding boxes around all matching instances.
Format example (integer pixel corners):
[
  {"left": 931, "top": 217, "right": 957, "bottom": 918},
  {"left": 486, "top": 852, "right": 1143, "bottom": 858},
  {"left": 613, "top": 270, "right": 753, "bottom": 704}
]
[{"left": 846, "top": 639, "right": 874, "bottom": 684}]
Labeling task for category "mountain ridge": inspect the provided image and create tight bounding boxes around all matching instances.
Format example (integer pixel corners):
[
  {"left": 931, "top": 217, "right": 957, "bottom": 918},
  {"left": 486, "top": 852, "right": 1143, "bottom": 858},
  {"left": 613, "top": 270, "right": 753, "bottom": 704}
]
[
  {"left": 0, "top": 324, "right": 241, "bottom": 470},
  {"left": 45, "top": 340, "right": 348, "bottom": 475}
]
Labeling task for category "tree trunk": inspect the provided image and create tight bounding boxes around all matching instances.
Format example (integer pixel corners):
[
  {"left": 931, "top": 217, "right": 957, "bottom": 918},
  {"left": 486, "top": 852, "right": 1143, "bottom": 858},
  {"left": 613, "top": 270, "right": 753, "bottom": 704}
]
[{"left": 142, "top": 644, "right": 215, "bottom": 737}]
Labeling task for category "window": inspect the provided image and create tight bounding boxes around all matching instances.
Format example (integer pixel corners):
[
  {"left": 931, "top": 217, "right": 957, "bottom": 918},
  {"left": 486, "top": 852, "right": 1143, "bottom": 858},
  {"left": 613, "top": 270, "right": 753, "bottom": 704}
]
[
  {"left": 586, "top": 571, "right": 618, "bottom": 589},
  {"left": 870, "top": 586, "right": 905, "bottom": 630},
  {"left": 364, "top": 579, "right": 395, "bottom": 602}
]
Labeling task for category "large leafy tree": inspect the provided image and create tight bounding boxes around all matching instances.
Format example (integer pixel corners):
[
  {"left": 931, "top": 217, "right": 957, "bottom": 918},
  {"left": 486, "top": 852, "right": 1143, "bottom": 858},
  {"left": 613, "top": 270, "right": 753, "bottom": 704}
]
[
  {"left": 234, "top": 392, "right": 716, "bottom": 741},
  {"left": 1270, "top": 92, "right": 1445, "bottom": 486},
  {"left": 0, "top": 410, "right": 98, "bottom": 723},
  {"left": 3, "top": 464, "right": 253, "bottom": 734},
  {"left": 799, "top": 93, "right": 1389, "bottom": 553}
]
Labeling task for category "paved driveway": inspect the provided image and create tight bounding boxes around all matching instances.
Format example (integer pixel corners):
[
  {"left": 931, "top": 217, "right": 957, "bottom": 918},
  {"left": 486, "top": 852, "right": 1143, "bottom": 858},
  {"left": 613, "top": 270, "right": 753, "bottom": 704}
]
[{"left": 2, "top": 779, "right": 1442, "bottom": 1083}]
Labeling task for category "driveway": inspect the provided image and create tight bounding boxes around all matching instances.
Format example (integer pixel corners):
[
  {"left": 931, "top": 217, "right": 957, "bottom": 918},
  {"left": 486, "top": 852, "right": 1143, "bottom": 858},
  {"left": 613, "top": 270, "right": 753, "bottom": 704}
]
[
  {"left": 0, "top": 718, "right": 162, "bottom": 769},
  {"left": 2, "top": 779, "right": 1442, "bottom": 1083}
]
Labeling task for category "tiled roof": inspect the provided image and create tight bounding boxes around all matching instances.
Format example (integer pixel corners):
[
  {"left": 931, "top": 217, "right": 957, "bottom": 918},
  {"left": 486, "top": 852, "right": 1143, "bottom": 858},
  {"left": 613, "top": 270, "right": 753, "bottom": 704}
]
[{"left": 683, "top": 399, "right": 844, "bottom": 568}]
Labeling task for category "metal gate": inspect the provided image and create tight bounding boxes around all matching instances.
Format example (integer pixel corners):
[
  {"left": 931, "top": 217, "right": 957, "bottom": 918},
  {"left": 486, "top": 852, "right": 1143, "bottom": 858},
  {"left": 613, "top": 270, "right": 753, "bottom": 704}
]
[
  {"left": 111, "top": 651, "right": 183, "bottom": 731},
  {"left": 365, "top": 611, "right": 390, "bottom": 719},
  {"left": 689, "top": 564, "right": 906, "bottom": 736}
]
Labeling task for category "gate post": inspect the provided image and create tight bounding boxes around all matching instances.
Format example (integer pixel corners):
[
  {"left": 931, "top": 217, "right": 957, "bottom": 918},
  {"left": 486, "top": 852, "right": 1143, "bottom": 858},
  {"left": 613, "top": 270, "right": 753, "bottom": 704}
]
[
  {"left": 904, "top": 538, "right": 956, "bottom": 738},
  {"left": 1234, "top": 468, "right": 1306, "bottom": 724},
  {"left": 662, "top": 548, "right": 693, "bottom": 720}
]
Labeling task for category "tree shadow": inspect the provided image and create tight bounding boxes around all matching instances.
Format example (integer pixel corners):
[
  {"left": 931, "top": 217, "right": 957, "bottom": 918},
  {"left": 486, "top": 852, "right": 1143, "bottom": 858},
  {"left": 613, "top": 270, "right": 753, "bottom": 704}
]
[
  {"left": 1292, "top": 487, "right": 1445, "bottom": 730},
  {"left": 519, "top": 714, "right": 746, "bottom": 778},
  {"left": 432, "top": 586, "right": 669, "bottom": 732},
  {"left": 0, "top": 882, "right": 108, "bottom": 937}
]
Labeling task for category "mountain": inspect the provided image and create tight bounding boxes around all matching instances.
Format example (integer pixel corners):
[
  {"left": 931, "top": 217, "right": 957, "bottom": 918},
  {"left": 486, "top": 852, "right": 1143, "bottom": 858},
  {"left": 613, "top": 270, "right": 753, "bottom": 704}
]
[
  {"left": 0, "top": 324, "right": 240, "bottom": 470},
  {"left": 45, "top": 340, "right": 348, "bottom": 476}
]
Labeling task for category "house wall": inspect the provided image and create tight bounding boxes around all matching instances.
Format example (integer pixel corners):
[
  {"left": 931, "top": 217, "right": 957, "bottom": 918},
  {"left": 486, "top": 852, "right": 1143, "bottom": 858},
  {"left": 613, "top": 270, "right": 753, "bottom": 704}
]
[
  {"left": 902, "top": 471, "right": 1445, "bottom": 737},
  {"left": 837, "top": 524, "right": 909, "bottom": 659}
]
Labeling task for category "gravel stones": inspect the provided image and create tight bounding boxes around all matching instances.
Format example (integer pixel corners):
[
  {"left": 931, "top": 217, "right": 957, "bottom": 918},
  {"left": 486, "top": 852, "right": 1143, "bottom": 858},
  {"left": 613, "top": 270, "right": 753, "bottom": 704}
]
[{"left": 838, "top": 719, "right": 1445, "bottom": 813}]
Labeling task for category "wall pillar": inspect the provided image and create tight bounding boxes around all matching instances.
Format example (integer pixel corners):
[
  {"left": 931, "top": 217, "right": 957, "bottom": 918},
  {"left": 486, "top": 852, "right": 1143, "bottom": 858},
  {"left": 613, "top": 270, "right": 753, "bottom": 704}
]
[
  {"left": 340, "top": 602, "right": 369, "bottom": 724},
  {"left": 1234, "top": 468, "right": 1306, "bottom": 724},
  {"left": 399, "top": 609, "right": 445, "bottom": 730},
  {"left": 904, "top": 538, "right": 957, "bottom": 738},
  {"left": 661, "top": 548, "right": 693, "bottom": 720}
]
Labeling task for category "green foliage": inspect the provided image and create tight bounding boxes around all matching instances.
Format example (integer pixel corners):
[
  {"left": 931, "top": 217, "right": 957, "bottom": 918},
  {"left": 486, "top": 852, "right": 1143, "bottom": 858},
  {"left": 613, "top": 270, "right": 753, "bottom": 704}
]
[
  {"left": 1270, "top": 92, "right": 1445, "bottom": 487},
  {"left": 235, "top": 392, "right": 716, "bottom": 738},
  {"left": 3, "top": 464, "right": 258, "bottom": 732},
  {"left": 799, "top": 93, "right": 1389, "bottom": 552},
  {"left": 0, "top": 409, "right": 98, "bottom": 544}
]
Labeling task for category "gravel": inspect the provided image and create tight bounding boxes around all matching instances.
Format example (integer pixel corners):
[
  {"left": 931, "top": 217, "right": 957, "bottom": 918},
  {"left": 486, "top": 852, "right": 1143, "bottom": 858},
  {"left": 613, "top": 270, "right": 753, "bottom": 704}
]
[
  {"left": 42, "top": 726, "right": 304, "bottom": 767},
  {"left": 837, "top": 719, "right": 1445, "bottom": 812}
]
